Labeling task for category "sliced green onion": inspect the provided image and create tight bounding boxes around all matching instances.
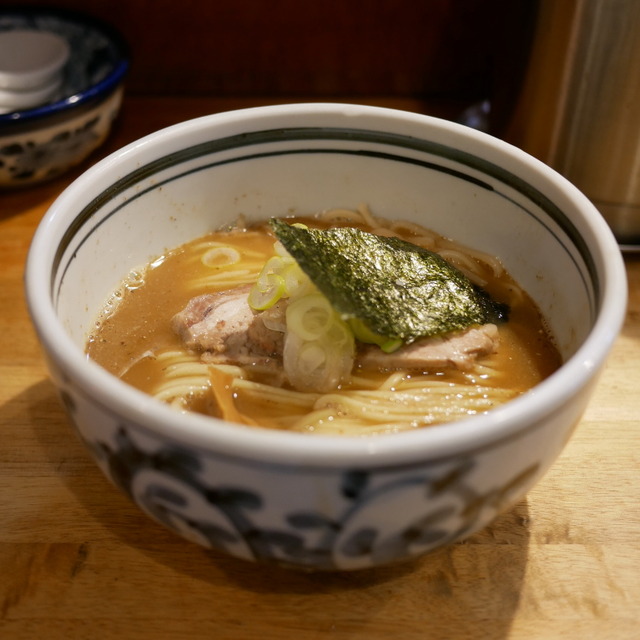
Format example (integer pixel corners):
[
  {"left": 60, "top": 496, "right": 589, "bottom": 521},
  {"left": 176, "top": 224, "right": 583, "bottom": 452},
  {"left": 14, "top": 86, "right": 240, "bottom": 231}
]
[
  {"left": 348, "top": 316, "right": 402, "bottom": 351},
  {"left": 297, "top": 342, "right": 327, "bottom": 375},
  {"left": 282, "top": 262, "right": 314, "bottom": 298},
  {"left": 261, "top": 255, "right": 287, "bottom": 275},
  {"left": 248, "top": 273, "right": 286, "bottom": 310},
  {"left": 325, "top": 318, "right": 353, "bottom": 349},
  {"left": 286, "top": 293, "right": 334, "bottom": 340},
  {"left": 380, "top": 338, "right": 404, "bottom": 353},
  {"left": 273, "top": 241, "right": 293, "bottom": 260}
]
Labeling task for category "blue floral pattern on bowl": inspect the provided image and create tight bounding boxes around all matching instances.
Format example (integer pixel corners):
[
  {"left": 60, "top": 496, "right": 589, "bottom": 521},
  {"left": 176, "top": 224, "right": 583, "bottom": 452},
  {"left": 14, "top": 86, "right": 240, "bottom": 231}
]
[{"left": 57, "top": 376, "right": 548, "bottom": 571}]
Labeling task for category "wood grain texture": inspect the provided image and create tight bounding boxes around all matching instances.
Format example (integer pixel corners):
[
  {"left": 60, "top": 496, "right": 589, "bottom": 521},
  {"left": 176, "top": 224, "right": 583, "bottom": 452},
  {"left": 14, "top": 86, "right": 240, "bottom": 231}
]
[{"left": 1, "top": 96, "right": 639, "bottom": 640}]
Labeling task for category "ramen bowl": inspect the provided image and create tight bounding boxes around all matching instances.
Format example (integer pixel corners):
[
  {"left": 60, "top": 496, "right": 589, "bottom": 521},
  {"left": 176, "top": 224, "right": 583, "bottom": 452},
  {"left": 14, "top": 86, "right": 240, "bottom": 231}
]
[
  {"left": 25, "top": 103, "right": 626, "bottom": 571},
  {"left": 0, "top": 8, "right": 129, "bottom": 187}
]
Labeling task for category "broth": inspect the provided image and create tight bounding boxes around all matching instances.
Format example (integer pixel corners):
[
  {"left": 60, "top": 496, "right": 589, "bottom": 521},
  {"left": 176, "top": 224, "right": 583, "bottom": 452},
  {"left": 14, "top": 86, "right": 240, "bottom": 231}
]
[{"left": 87, "top": 208, "right": 562, "bottom": 435}]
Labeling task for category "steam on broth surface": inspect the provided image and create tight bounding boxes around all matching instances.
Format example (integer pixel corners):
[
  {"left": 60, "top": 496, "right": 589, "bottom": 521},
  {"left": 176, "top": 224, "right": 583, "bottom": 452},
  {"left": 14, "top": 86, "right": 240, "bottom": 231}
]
[{"left": 87, "top": 206, "right": 562, "bottom": 435}]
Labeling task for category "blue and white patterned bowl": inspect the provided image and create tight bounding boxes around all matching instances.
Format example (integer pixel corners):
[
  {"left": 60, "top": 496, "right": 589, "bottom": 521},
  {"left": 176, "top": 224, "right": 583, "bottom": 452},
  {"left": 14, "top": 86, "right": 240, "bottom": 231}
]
[
  {"left": 0, "top": 8, "right": 128, "bottom": 187},
  {"left": 25, "top": 104, "right": 627, "bottom": 570}
]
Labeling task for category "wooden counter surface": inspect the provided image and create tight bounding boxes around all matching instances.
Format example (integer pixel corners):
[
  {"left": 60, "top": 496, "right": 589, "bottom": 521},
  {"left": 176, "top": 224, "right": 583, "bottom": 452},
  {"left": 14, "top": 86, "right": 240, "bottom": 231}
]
[{"left": 1, "top": 97, "right": 639, "bottom": 639}]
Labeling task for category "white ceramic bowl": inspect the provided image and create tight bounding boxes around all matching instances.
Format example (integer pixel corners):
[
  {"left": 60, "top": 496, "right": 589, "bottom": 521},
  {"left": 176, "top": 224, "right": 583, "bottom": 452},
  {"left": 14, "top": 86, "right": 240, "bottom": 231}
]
[
  {"left": 0, "top": 8, "right": 128, "bottom": 187},
  {"left": 25, "top": 104, "right": 627, "bottom": 571}
]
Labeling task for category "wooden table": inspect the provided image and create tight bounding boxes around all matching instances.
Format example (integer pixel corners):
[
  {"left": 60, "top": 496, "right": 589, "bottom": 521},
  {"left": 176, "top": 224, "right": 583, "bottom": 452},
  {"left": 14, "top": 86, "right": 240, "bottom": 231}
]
[{"left": 1, "top": 97, "right": 639, "bottom": 639}]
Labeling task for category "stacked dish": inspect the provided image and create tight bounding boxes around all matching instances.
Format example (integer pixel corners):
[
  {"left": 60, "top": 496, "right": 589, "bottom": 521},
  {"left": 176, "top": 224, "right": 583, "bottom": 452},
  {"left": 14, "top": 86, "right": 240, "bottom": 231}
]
[
  {"left": 0, "top": 8, "right": 129, "bottom": 186},
  {"left": 0, "top": 29, "right": 70, "bottom": 113}
]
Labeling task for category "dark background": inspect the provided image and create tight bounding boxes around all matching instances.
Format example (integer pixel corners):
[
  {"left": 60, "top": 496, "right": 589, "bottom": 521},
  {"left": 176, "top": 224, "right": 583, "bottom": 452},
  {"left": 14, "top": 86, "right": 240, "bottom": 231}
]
[{"left": 4, "top": 1, "right": 539, "bottom": 133}]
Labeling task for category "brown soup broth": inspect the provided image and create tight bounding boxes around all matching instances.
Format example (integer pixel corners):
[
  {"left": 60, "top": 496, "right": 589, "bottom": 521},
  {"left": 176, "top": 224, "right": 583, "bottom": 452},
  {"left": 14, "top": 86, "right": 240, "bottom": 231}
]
[{"left": 87, "top": 216, "right": 562, "bottom": 433}]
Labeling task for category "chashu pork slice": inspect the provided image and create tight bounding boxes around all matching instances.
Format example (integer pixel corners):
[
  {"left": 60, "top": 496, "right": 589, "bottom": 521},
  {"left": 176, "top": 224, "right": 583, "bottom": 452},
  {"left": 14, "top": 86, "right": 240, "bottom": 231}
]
[
  {"left": 356, "top": 323, "right": 500, "bottom": 372},
  {"left": 171, "top": 285, "right": 285, "bottom": 369}
]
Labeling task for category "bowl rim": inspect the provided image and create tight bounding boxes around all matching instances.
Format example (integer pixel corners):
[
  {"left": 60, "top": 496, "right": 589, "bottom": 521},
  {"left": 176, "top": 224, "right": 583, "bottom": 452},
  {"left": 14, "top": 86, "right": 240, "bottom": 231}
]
[
  {"left": 25, "top": 103, "right": 628, "bottom": 468},
  {"left": 0, "top": 7, "right": 129, "bottom": 126}
]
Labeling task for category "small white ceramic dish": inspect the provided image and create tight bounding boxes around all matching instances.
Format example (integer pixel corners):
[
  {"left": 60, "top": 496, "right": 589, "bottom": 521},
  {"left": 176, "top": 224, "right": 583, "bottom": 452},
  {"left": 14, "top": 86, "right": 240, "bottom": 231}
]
[
  {"left": 0, "top": 9, "right": 128, "bottom": 186},
  {"left": 0, "top": 75, "right": 62, "bottom": 114},
  {"left": 0, "top": 29, "right": 70, "bottom": 92},
  {"left": 25, "top": 104, "right": 627, "bottom": 571}
]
